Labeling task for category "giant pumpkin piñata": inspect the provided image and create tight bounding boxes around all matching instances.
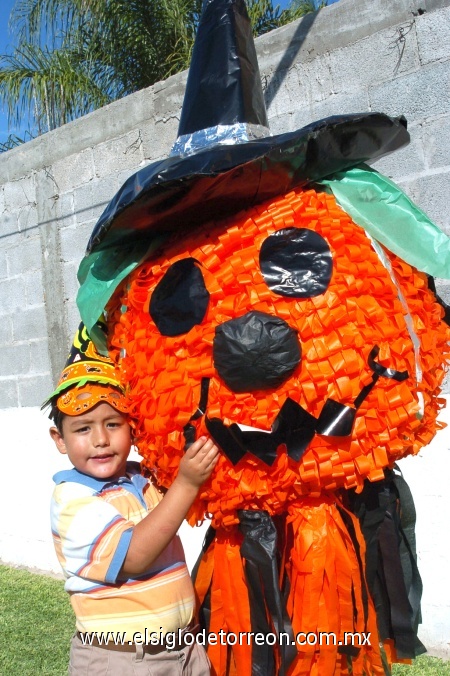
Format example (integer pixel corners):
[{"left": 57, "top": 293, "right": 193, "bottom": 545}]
[{"left": 76, "top": 1, "right": 450, "bottom": 674}]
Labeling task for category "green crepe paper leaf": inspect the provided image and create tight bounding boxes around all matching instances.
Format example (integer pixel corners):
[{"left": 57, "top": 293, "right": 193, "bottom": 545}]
[
  {"left": 76, "top": 232, "right": 168, "bottom": 353},
  {"left": 319, "top": 165, "right": 450, "bottom": 280}
]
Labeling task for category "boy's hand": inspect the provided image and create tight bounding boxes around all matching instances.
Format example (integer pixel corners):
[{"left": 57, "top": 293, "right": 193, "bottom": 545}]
[{"left": 177, "top": 436, "right": 219, "bottom": 489}]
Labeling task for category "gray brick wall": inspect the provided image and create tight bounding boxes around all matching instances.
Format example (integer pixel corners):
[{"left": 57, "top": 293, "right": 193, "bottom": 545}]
[{"left": 0, "top": 0, "right": 449, "bottom": 406}]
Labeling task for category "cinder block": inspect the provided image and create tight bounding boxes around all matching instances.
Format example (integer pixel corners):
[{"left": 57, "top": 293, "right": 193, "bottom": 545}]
[
  {"left": 153, "top": 72, "right": 186, "bottom": 121},
  {"left": 78, "top": 218, "right": 98, "bottom": 256},
  {"left": 90, "top": 178, "right": 117, "bottom": 221},
  {"left": 18, "top": 373, "right": 53, "bottom": 407},
  {"left": 416, "top": 5, "right": 450, "bottom": 65},
  {"left": 6, "top": 236, "right": 42, "bottom": 276},
  {"left": 268, "top": 110, "right": 306, "bottom": 136},
  {"left": 267, "top": 58, "right": 335, "bottom": 118},
  {"left": 73, "top": 182, "right": 95, "bottom": 224},
  {"left": 93, "top": 131, "right": 144, "bottom": 180},
  {"left": 56, "top": 192, "right": 76, "bottom": 229},
  {"left": 435, "top": 279, "right": 450, "bottom": 307},
  {"left": 330, "top": 25, "right": 420, "bottom": 95},
  {"left": 66, "top": 299, "right": 83, "bottom": 338},
  {"left": 265, "top": 66, "right": 301, "bottom": 117},
  {"left": 52, "top": 148, "right": 95, "bottom": 194},
  {"left": 141, "top": 118, "right": 179, "bottom": 162},
  {"left": 12, "top": 305, "right": 48, "bottom": 342},
  {"left": 0, "top": 378, "right": 19, "bottom": 408},
  {"left": 0, "top": 343, "right": 31, "bottom": 377},
  {"left": 17, "top": 204, "right": 39, "bottom": 236},
  {"left": 0, "top": 277, "right": 27, "bottom": 316},
  {"left": 29, "top": 339, "right": 52, "bottom": 374},
  {"left": 0, "top": 88, "right": 156, "bottom": 185},
  {"left": 422, "top": 116, "right": 450, "bottom": 170},
  {"left": 107, "top": 86, "right": 155, "bottom": 130},
  {"left": 62, "top": 261, "right": 81, "bottom": 300},
  {"left": 295, "top": 54, "right": 334, "bottom": 105},
  {"left": 69, "top": 87, "right": 155, "bottom": 153},
  {"left": 60, "top": 223, "right": 96, "bottom": 264},
  {"left": 3, "top": 175, "right": 36, "bottom": 211},
  {"left": 370, "top": 60, "right": 450, "bottom": 122},
  {"left": 269, "top": 87, "right": 371, "bottom": 137},
  {"left": 255, "top": 0, "right": 425, "bottom": 70},
  {"left": 0, "top": 210, "right": 19, "bottom": 238},
  {"left": 305, "top": 89, "right": 369, "bottom": 123},
  {"left": 35, "top": 169, "right": 60, "bottom": 225},
  {"left": 0, "top": 250, "right": 7, "bottom": 279},
  {"left": 25, "top": 270, "right": 45, "bottom": 306},
  {"left": 0, "top": 315, "right": 13, "bottom": 345}
]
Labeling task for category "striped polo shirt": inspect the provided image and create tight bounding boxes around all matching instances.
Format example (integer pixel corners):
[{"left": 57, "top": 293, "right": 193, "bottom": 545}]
[{"left": 51, "top": 462, "right": 195, "bottom": 641}]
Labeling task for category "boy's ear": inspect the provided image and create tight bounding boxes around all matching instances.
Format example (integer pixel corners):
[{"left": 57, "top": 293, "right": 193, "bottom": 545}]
[{"left": 49, "top": 426, "right": 67, "bottom": 455}]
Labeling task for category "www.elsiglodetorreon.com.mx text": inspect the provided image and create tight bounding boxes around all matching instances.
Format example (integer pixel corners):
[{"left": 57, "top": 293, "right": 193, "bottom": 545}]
[{"left": 78, "top": 629, "right": 371, "bottom": 649}]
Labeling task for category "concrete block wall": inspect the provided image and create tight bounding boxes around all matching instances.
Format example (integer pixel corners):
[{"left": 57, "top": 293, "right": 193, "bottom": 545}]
[{"left": 0, "top": 0, "right": 449, "bottom": 658}]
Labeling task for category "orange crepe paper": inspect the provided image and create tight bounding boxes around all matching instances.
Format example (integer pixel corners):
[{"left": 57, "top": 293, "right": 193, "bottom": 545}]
[
  {"left": 194, "top": 530, "right": 253, "bottom": 676},
  {"left": 107, "top": 187, "right": 450, "bottom": 526},
  {"left": 192, "top": 499, "right": 388, "bottom": 676},
  {"left": 106, "top": 187, "right": 450, "bottom": 673},
  {"left": 284, "top": 498, "right": 386, "bottom": 676}
]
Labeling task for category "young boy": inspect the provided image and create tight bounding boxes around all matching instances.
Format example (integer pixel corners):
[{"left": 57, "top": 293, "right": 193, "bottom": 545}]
[{"left": 47, "top": 324, "right": 219, "bottom": 675}]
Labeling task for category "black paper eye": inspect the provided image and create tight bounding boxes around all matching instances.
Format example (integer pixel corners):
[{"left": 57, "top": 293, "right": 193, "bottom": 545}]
[
  {"left": 150, "top": 258, "right": 210, "bottom": 336},
  {"left": 260, "top": 228, "right": 333, "bottom": 298}
]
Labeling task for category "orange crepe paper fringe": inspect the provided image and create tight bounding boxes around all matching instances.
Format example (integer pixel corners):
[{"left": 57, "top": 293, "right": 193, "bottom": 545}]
[
  {"left": 193, "top": 499, "right": 388, "bottom": 676},
  {"left": 285, "top": 498, "right": 384, "bottom": 676},
  {"left": 107, "top": 187, "right": 450, "bottom": 530},
  {"left": 194, "top": 529, "right": 253, "bottom": 676}
]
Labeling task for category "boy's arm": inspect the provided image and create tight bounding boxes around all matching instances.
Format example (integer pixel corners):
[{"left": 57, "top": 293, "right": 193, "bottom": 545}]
[{"left": 121, "top": 436, "right": 219, "bottom": 576}]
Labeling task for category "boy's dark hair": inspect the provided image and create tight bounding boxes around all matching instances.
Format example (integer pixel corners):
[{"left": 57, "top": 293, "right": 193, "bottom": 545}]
[{"left": 49, "top": 404, "right": 65, "bottom": 436}]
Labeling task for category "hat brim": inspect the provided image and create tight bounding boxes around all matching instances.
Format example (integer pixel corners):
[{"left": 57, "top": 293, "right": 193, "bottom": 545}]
[
  {"left": 86, "top": 113, "right": 408, "bottom": 255},
  {"left": 77, "top": 113, "right": 409, "bottom": 344}
]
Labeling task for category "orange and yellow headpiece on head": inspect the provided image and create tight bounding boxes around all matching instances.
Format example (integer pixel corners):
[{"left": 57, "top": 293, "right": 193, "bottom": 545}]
[{"left": 44, "top": 322, "right": 130, "bottom": 417}]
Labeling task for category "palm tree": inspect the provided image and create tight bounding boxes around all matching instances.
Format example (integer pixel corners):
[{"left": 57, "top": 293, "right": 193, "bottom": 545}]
[
  {"left": 289, "top": 0, "right": 327, "bottom": 16},
  {"left": 0, "top": 0, "right": 326, "bottom": 151},
  {"left": 1, "top": 0, "right": 203, "bottom": 142}
]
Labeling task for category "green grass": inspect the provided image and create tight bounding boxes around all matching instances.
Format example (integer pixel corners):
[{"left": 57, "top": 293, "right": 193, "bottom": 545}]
[
  {"left": 0, "top": 564, "right": 449, "bottom": 675},
  {"left": 392, "top": 655, "right": 450, "bottom": 675},
  {"left": 0, "top": 564, "right": 74, "bottom": 675}
]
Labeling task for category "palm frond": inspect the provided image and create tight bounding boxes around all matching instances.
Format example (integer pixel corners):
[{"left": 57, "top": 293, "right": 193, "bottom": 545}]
[{"left": 0, "top": 43, "right": 111, "bottom": 133}]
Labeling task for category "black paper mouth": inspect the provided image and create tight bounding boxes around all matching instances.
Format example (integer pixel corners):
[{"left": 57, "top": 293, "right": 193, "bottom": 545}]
[{"left": 184, "top": 346, "right": 409, "bottom": 466}]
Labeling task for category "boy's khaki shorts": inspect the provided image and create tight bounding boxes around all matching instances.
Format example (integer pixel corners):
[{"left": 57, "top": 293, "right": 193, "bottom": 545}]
[{"left": 69, "top": 631, "right": 211, "bottom": 675}]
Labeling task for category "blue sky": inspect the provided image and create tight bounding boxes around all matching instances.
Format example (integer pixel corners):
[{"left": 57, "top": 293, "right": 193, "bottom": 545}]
[{"left": 0, "top": 0, "right": 20, "bottom": 145}]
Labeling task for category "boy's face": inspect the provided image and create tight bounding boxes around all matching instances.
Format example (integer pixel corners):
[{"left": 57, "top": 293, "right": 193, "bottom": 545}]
[{"left": 50, "top": 402, "right": 132, "bottom": 481}]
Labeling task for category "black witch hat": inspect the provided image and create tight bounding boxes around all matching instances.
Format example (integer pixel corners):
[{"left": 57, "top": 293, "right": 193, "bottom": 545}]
[{"left": 77, "top": 0, "right": 409, "bottom": 345}]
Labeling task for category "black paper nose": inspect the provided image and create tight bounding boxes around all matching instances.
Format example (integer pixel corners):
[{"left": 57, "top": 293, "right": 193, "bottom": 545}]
[{"left": 213, "top": 311, "right": 301, "bottom": 392}]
